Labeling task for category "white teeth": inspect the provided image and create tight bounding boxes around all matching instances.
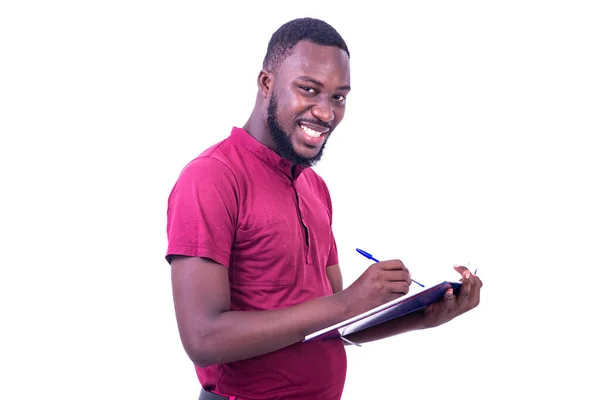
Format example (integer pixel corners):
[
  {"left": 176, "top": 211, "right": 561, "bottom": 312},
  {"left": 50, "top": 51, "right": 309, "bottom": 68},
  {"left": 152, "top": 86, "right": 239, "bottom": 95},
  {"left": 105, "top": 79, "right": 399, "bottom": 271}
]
[{"left": 301, "top": 125, "right": 322, "bottom": 138}]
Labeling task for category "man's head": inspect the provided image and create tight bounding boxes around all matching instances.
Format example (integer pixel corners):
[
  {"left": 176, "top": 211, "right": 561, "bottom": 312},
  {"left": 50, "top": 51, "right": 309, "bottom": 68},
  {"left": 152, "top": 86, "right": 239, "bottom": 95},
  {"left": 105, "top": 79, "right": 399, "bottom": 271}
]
[
  {"left": 255, "top": 18, "right": 351, "bottom": 167},
  {"left": 262, "top": 18, "right": 350, "bottom": 73}
]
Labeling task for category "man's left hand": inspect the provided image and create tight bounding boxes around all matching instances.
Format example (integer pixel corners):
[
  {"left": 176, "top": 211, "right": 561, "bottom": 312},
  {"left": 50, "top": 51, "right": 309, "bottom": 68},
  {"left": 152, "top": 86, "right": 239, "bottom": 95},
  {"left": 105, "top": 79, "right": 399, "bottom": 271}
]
[{"left": 422, "top": 265, "right": 483, "bottom": 328}]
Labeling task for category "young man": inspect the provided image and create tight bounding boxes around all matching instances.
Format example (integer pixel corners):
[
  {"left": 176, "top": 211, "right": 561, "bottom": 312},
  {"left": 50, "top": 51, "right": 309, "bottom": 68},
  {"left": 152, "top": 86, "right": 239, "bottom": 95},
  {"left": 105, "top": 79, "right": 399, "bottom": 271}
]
[{"left": 166, "top": 17, "right": 482, "bottom": 400}]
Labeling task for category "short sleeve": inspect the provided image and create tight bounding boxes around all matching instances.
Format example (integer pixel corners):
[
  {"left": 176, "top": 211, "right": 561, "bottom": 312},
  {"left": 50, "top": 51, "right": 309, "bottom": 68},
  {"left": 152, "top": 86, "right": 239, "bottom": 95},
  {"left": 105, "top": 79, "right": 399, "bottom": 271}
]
[
  {"left": 317, "top": 175, "right": 339, "bottom": 267},
  {"left": 326, "top": 234, "right": 339, "bottom": 267},
  {"left": 165, "top": 156, "right": 238, "bottom": 266}
]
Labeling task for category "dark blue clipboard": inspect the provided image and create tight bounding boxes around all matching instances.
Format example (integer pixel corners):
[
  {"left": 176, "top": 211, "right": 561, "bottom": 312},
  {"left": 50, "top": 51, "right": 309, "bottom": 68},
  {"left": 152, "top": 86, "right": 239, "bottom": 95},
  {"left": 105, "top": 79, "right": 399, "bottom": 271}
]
[{"left": 303, "top": 281, "right": 462, "bottom": 342}]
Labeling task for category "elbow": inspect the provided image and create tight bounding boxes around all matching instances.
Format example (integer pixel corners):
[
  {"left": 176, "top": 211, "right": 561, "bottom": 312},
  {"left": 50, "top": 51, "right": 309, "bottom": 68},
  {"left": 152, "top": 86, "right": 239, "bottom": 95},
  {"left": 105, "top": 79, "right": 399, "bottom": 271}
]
[
  {"left": 186, "top": 351, "right": 213, "bottom": 368},
  {"left": 182, "top": 337, "right": 224, "bottom": 368}
]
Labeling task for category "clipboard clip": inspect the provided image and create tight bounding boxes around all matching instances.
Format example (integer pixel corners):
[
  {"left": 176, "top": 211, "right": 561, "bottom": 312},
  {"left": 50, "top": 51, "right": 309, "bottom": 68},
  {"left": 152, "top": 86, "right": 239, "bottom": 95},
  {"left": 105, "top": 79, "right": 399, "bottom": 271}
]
[{"left": 340, "top": 336, "right": 362, "bottom": 347}]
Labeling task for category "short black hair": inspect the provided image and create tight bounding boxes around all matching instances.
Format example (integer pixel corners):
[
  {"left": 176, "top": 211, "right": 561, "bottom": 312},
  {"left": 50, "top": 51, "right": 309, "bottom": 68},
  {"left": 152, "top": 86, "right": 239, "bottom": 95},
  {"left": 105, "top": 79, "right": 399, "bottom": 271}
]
[{"left": 262, "top": 17, "right": 350, "bottom": 71}]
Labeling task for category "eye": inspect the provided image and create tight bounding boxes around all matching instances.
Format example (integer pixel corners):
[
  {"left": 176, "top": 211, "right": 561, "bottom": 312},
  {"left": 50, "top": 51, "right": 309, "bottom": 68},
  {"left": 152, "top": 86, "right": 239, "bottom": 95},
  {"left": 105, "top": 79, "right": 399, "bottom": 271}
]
[
  {"left": 299, "top": 86, "right": 317, "bottom": 94},
  {"left": 333, "top": 94, "right": 346, "bottom": 104}
]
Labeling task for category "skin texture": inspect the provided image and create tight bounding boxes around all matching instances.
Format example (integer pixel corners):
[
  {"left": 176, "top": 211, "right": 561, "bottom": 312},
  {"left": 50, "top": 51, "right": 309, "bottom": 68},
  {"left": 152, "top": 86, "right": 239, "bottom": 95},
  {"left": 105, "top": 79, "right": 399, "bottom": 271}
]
[{"left": 170, "top": 40, "right": 483, "bottom": 367}]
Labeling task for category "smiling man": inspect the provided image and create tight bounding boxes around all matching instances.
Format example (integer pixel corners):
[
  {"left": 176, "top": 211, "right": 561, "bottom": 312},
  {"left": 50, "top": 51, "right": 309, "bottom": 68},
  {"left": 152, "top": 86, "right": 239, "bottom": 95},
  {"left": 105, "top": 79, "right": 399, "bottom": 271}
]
[
  {"left": 259, "top": 39, "right": 351, "bottom": 165},
  {"left": 166, "top": 17, "right": 482, "bottom": 400}
]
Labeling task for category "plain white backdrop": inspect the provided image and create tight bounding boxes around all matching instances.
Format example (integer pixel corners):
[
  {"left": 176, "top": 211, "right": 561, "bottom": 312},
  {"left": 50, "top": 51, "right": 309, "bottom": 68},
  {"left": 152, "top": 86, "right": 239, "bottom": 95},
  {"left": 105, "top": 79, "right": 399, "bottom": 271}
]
[{"left": 1, "top": 1, "right": 599, "bottom": 399}]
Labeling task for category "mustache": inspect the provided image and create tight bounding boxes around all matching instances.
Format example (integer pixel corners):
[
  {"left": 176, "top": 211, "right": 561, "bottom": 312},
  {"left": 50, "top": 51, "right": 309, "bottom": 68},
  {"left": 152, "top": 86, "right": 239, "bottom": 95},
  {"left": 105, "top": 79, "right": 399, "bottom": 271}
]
[{"left": 297, "top": 119, "right": 333, "bottom": 131}]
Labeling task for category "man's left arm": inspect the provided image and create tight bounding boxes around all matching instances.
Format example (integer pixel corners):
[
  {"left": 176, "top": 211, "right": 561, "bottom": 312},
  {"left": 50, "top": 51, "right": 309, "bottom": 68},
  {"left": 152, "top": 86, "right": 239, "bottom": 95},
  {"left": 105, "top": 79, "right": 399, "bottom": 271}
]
[
  {"left": 326, "top": 265, "right": 482, "bottom": 345},
  {"left": 326, "top": 264, "right": 344, "bottom": 294}
]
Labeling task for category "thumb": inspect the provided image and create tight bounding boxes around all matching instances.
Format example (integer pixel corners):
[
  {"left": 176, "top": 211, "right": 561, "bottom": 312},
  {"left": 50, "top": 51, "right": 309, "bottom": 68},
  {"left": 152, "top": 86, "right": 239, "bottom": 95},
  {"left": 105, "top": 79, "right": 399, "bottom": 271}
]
[{"left": 444, "top": 288, "right": 454, "bottom": 300}]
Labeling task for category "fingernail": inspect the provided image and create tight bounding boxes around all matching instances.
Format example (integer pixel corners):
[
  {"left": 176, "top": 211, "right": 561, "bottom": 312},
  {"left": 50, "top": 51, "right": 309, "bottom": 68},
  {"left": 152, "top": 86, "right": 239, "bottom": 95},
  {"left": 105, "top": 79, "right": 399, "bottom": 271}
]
[{"left": 465, "top": 272, "right": 470, "bottom": 279}]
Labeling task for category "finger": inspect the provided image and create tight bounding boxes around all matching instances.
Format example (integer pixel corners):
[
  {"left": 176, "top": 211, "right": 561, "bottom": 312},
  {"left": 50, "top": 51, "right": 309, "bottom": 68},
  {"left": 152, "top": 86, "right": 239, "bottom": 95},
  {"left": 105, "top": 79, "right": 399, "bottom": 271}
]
[
  {"left": 382, "top": 269, "right": 411, "bottom": 283},
  {"left": 470, "top": 276, "right": 482, "bottom": 307},
  {"left": 444, "top": 288, "right": 454, "bottom": 301},
  {"left": 453, "top": 265, "right": 471, "bottom": 276},
  {"left": 379, "top": 259, "right": 408, "bottom": 271},
  {"left": 387, "top": 281, "right": 410, "bottom": 296},
  {"left": 457, "top": 269, "right": 473, "bottom": 301}
]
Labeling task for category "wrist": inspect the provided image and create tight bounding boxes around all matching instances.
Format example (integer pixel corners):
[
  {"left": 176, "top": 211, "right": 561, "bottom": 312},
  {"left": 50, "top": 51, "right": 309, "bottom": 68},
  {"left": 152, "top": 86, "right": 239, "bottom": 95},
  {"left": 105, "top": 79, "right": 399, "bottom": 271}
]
[
  {"left": 405, "top": 308, "right": 428, "bottom": 330},
  {"left": 331, "top": 289, "right": 353, "bottom": 320}
]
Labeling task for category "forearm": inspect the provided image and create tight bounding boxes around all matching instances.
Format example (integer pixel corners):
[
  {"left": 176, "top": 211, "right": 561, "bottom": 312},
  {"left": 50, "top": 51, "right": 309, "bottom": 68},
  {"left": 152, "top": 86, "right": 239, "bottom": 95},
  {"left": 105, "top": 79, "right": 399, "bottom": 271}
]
[
  {"left": 343, "top": 309, "right": 427, "bottom": 345},
  {"left": 182, "top": 293, "right": 351, "bottom": 367}
]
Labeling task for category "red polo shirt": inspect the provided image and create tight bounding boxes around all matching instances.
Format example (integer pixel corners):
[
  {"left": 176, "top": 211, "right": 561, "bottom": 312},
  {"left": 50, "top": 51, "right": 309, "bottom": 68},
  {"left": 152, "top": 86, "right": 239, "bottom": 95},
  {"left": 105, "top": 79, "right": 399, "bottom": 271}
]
[{"left": 166, "top": 127, "right": 346, "bottom": 399}]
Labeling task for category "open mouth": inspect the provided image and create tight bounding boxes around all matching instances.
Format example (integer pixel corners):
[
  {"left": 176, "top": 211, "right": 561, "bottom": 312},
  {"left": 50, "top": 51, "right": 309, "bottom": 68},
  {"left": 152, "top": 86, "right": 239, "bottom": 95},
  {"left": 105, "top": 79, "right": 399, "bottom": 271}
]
[{"left": 300, "top": 124, "right": 329, "bottom": 138}]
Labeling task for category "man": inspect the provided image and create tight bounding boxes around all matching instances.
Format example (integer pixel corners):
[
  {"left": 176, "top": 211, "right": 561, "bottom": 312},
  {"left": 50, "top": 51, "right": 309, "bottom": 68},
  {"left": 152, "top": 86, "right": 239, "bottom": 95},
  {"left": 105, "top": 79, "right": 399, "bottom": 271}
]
[{"left": 166, "top": 17, "right": 482, "bottom": 400}]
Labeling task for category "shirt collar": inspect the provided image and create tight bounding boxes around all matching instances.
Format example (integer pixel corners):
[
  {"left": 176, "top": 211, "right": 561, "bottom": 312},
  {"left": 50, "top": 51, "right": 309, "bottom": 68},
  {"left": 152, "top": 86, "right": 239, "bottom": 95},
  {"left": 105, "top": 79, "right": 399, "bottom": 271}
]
[{"left": 229, "top": 126, "right": 309, "bottom": 179}]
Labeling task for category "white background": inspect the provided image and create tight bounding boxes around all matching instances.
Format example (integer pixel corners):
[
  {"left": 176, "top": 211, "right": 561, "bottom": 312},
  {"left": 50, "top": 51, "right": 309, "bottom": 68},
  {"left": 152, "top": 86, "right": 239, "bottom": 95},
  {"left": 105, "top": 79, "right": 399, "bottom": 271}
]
[{"left": 1, "top": 1, "right": 599, "bottom": 399}]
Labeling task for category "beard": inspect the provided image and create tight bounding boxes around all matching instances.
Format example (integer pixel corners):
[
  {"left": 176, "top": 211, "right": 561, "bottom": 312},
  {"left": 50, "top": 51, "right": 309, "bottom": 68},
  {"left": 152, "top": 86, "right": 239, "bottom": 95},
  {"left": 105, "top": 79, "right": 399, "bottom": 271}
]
[{"left": 267, "top": 95, "right": 328, "bottom": 167}]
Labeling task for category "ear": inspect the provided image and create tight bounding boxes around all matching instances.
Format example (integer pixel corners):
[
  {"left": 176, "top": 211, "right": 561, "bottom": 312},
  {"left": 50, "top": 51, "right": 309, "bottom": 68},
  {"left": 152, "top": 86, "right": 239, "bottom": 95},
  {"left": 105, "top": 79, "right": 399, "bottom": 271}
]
[{"left": 257, "top": 69, "right": 273, "bottom": 98}]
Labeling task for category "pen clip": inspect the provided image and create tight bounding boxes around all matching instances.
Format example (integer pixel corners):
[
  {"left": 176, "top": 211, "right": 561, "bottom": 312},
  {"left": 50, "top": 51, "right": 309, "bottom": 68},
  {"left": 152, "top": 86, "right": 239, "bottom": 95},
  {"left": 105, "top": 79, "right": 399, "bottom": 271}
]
[{"left": 340, "top": 336, "right": 362, "bottom": 347}]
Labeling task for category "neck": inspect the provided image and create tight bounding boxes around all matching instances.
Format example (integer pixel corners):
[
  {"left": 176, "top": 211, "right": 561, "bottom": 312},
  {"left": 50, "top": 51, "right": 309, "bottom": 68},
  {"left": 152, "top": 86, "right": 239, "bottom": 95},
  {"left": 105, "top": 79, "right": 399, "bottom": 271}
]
[{"left": 243, "top": 110, "right": 277, "bottom": 152}]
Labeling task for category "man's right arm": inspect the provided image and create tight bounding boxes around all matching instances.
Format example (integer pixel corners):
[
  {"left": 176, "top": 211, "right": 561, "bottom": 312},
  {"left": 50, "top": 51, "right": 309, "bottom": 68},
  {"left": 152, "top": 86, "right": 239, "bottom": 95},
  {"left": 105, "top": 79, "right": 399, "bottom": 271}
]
[{"left": 171, "top": 255, "right": 354, "bottom": 367}]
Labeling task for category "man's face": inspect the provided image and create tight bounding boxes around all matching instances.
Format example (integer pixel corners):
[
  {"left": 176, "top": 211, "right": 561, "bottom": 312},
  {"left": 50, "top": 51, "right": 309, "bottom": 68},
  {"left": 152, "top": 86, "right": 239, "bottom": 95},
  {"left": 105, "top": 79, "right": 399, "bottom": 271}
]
[{"left": 267, "top": 41, "right": 351, "bottom": 166}]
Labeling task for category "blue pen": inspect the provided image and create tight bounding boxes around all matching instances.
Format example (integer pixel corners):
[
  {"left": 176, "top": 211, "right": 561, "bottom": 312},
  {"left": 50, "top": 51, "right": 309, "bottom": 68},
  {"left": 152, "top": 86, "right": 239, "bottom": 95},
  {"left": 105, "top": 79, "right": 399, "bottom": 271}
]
[{"left": 356, "top": 248, "right": 425, "bottom": 288}]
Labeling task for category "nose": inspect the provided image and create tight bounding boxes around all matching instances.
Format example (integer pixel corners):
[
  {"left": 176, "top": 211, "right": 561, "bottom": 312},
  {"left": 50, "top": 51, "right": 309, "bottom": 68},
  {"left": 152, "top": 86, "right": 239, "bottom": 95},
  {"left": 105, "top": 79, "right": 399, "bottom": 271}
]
[{"left": 311, "top": 98, "right": 335, "bottom": 123}]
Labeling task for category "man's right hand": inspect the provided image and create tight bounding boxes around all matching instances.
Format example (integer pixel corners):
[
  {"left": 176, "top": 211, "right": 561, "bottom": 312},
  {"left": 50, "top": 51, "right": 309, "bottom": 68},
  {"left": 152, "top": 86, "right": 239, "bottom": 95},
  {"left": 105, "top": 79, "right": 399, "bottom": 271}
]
[{"left": 338, "top": 259, "right": 412, "bottom": 315}]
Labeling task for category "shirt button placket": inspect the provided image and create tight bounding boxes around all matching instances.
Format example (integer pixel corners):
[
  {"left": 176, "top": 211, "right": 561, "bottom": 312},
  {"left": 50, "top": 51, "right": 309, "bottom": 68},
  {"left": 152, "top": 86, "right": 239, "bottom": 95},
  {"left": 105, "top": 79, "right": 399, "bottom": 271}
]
[{"left": 293, "top": 184, "right": 312, "bottom": 265}]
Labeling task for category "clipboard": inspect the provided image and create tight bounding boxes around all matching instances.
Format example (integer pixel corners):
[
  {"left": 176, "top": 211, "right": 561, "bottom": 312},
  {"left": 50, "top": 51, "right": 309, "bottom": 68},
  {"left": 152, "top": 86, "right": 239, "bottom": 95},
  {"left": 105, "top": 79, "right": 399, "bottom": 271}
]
[{"left": 303, "top": 281, "right": 462, "bottom": 342}]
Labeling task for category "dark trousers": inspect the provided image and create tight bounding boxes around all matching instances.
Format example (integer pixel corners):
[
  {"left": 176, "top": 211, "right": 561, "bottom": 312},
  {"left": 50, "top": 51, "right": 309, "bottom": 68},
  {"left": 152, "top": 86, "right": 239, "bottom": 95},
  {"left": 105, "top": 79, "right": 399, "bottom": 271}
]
[{"left": 198, "top": 388, "right": 233, "bottom": 400}]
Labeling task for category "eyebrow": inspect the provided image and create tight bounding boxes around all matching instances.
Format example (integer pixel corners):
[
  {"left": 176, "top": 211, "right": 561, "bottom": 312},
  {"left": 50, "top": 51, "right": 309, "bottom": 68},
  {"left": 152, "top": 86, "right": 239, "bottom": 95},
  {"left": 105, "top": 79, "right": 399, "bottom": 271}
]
[{"left": 296, "top": 75, "right": 351, "bottom": 92}]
